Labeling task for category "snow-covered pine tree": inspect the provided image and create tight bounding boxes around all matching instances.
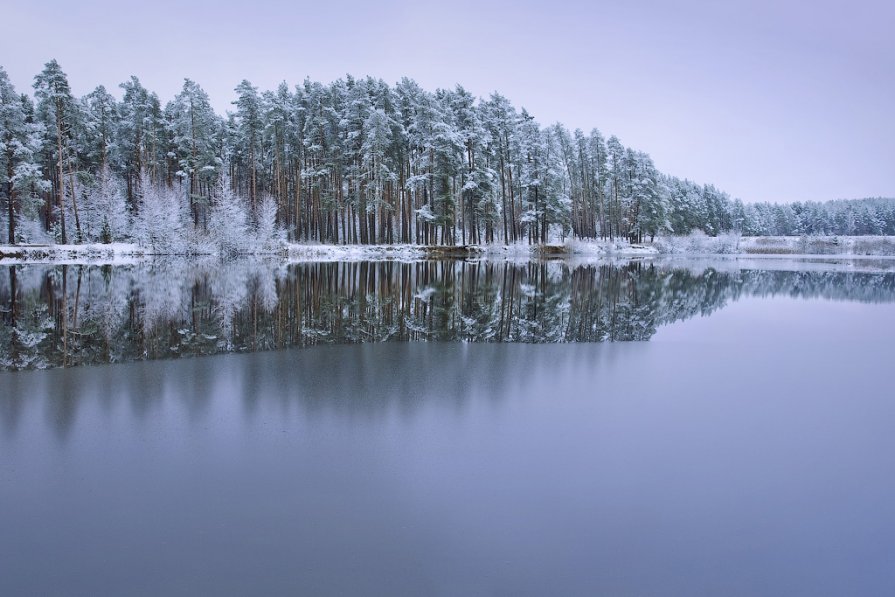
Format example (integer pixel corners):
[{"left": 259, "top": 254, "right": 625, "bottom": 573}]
[
  {"left": 232, "top": 80, "right": 263, "bottom": 214},
  {"left": 1, "top": 67, "right": 47, "bottom": 243},
  {"left": 33, "top": 60, "right": 81, "bottom": 243},
  {"left": 166, "top": 79, "right": 221, "bottom": 229}
]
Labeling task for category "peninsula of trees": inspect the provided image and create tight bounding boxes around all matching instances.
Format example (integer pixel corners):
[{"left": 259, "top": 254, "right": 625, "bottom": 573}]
[{"left": 1, "top": 61, "right": 893, "bottom": 252}]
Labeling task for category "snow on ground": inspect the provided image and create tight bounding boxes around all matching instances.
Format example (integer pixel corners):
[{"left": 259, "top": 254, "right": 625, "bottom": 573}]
[
  {"left": 4, "top": 235, "right": 895, "bottom": 265},
  {"left": 286, "top": 243, "right": 431, "bottom": 262},
  {"left": 562, "top": 239, "right": 659, "bottom": 257},
  {"left": 737, "top": 235, "right": 895, "bottom": 256},
  {"left": 0, "top": 243, "right": 146, "bottom": 265},
  {"left": 654, "top": 233, "right": 895, "bottom": 257},
  {"left": 653, "top": 233, "right": 742, "bottom": 255},
  {"left": 288, "top": 240, "right": 659, "bottom": 262}
]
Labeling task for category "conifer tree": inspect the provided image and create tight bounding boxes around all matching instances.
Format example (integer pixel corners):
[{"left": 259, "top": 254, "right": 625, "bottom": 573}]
[{"left": 34, "top": 60, "right": 81, "bottom": 243}]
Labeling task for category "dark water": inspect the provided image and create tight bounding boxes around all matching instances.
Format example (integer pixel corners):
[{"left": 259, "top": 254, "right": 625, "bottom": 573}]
[{"left": 2, "top": 259, "right": 895, "bottom": 595}]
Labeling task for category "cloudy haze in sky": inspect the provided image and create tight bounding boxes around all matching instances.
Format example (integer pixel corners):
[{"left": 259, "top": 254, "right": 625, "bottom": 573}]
[{"left": 2, "top": 0, "right": 892, "bottom": 203}]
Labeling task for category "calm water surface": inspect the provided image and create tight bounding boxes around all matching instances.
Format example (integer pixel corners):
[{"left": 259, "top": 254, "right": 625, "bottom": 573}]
[{"left": 1, "top": 258, "right": 894, "bottom": 596}]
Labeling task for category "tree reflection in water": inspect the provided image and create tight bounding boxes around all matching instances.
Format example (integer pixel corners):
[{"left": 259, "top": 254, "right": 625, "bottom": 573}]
[{"left": 2, "top": 259, "right": 894, "bottom": 370}]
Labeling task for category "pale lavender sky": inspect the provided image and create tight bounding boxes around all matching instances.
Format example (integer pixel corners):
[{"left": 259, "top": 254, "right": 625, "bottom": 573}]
[{"left": 2, "top": 0, "right": 892, "bottom": 203}]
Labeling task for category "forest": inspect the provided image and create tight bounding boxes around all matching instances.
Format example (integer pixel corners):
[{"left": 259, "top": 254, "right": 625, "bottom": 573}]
[{"left": 2, "top": 61, "right": 894, "bottom": 252}]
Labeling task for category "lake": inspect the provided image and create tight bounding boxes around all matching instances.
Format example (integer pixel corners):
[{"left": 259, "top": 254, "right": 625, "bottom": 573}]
[{"left": 2, "top": 257, "right": 895, "bottom": 595}]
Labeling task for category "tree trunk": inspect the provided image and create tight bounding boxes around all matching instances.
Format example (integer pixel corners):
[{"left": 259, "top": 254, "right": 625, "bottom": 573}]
[
  {"left": 56, "top": 118, "right": 67, "bottom": 244},
  {"left": 68, "top": 169, "right": 83, "bottom": 243},
  {"left": 6, "top": 157, "right": 15, "bottom": 244}
]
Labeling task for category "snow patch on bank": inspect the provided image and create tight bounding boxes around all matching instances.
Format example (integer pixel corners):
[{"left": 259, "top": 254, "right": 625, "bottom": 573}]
[
  {"left": 562, "top": 239, "right": 659, "bottom": 257},
  {"left": 5, "top": 235, "right": 895, "bottom": 265},
  {"left": 738, "top": 235, "right": 895, "bottom": 256},
  {"left": 653, "top": 233, "right": 895, "bottom": 257},
  {"left": 0, "top": 243, "right": 146, "bottom": 265},
  {"left": 286, "top": 243, "right": 431, "bottom": 262},
  {"left": 288, "top": 240, "right": 660, "bottom": 262}
]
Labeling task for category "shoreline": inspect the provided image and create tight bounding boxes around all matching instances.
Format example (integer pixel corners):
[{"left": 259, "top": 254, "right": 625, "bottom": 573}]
[{"left": 3, "top": 236, "right": 895, "bottom": 265}]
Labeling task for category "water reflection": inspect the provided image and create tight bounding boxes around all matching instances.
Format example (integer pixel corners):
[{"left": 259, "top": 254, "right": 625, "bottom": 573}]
[
  {"left": 2, "top": 259, "right": 895, "bottom": 370},
  {"left": 3, "top": 335, "right": 895, "bottom": 596}
]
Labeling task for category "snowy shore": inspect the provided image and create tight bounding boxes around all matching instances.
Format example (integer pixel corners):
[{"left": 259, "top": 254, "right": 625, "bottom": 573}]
[
  {"left": 654, "top": 234, "right": 895, "bottom": 256},
  {"left": 285, "top": 240, "right": 661, "bottom": 262},
  {"left": 0, "top": 243, "right": 146, "bottom": 265},
  {"left": 0, "top": 240, "right": 660, "bottom": 264},
  {"left": 3, "top": 235, "right": 895, "bottom": 264}
]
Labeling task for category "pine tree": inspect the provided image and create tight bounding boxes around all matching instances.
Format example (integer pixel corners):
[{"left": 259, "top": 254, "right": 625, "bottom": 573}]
[
  {"left": 167, "top": 79, "right": 220, "bottom": 229},
  {"left": 232, "top": 80, "right": 263, "bottom": 212},
  {"left": 632, "top": 152, "right": 665, "bottom": 241},
  {"left": 262, "top": 82, "right": 293, "bottom": 229},
  {"left": 1, "top": 67, "right": 43, "bottom": 243},
  {"left": 116, "top": 76, "right": 154, "bottom": 208},
  {"left": 518, "top": 109, "right": 545, "bottom": 243},
  {"left": 81, "top": 85, "right": 117, "bottom": 173},
  {"left": 33, "top": 59, "right": 81, "bottom": 243},
  {"left": 482, "top": 94, "right": 520, "bottom": 244}
]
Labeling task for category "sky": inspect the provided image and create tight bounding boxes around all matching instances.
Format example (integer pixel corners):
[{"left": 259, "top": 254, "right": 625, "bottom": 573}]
[{"left": 1, "top": 0, "right": 892, "bottom": 204}]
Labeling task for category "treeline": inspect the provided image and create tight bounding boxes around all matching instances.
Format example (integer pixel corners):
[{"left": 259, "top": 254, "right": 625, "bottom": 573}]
[
  {"left": 1, "top": 61, "right": 893, "bottom": 249},
  {"left": 738, "top": 198, "right": 895, "bottom": 236}
]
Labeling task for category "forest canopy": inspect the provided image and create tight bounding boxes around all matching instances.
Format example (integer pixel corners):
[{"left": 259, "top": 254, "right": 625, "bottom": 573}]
[{"left": 1, "top": 61, "right": 893, "bottom": 249}]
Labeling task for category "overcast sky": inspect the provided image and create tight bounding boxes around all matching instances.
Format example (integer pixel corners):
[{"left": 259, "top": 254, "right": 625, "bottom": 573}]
[{"left": 2, "top": 0, "right": 892, "bottom": 203}]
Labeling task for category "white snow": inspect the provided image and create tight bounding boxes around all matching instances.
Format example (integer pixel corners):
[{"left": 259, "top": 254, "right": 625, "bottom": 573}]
[
  {"left": 561, "top": 239, "right": 660, "bottom": 257},
  {"left": 0, "top": 243, "right": 146, "bottom": 265},
  {"left": 4, "top": 235, "right": 895, "bottom": 266},
  {"left": 653, "top": 233, "right": 895, "bottom": 257},
  {"left": 286, "top": 243, "right": 432, "bottom": 262}
]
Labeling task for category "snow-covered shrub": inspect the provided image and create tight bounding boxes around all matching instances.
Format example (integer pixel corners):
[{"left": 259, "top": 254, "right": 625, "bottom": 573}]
[
  {"left": 253, "top": 194, "right": 286, "bottom": 253},
  {"left": 132, "top": 177, "right": 189, "bottom": 254},
  {"left": 81, "top": 166, "right": 130, "bottom": 243},
  {"left": 654, "top": 231, "right": 741, "bottom": 254},
  {"left": 208, "top": 180, "right": 249, "bottom": 256}
]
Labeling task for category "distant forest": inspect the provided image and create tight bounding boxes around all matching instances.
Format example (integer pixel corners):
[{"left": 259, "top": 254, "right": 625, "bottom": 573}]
[{"left": 2, "top": 61, "right": 893, "bottom": 249}]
